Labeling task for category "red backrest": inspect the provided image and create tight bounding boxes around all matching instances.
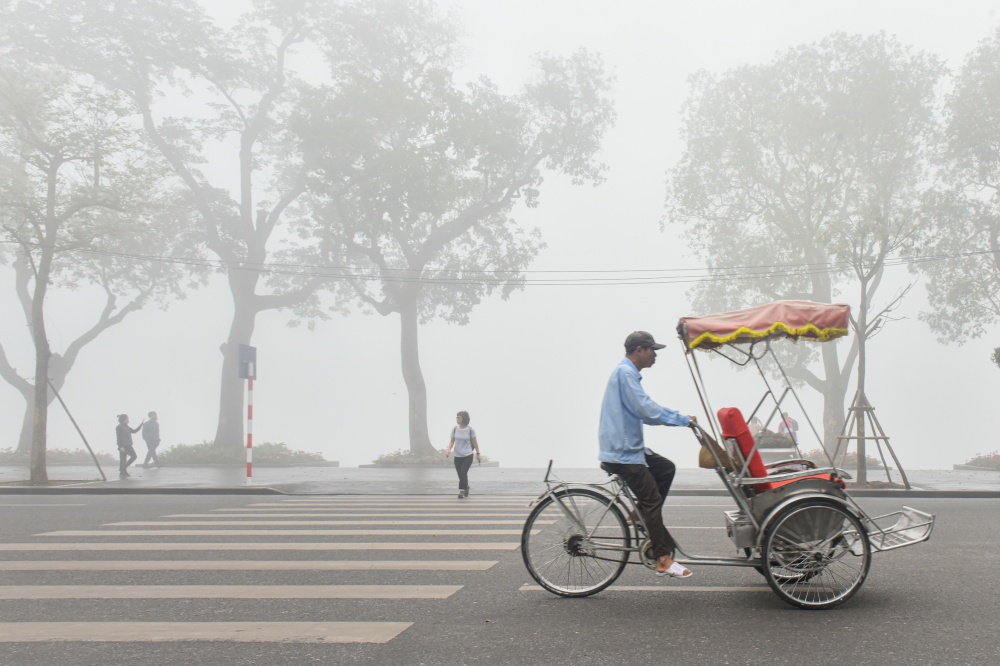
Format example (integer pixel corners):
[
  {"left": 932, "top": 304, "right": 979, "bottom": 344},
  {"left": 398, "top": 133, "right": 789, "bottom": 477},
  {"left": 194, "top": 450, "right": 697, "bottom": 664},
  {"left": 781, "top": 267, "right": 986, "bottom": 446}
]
[{"left": 718, "top": 407, "right": 772, "bottom": 492}]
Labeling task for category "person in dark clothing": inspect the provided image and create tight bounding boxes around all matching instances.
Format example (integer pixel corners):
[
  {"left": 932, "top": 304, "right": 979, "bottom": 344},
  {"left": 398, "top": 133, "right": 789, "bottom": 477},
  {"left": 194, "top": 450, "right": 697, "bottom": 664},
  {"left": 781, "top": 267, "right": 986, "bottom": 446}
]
[
  {"left": 598, "top": 331, "right": 697, "bottom": 578},
  {"left": 116, "top": 414, "right": 143, "bottom": 478},
  {"left": 141, "top": 411, "right": 161, "bottom": 468}
]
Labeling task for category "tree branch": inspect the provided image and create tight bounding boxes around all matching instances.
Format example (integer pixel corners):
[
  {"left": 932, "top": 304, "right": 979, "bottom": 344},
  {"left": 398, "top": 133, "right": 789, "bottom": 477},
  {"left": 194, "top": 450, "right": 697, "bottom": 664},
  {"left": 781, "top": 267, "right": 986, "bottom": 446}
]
[
  {"left": 253, "top": 276, "right": 325, "bottom": 311},
  {"left": 60, "top": 284, "right": 149, "bottom": 370},
  {"left": 0, "top": 341, "right": 32, "bottom": 396}
]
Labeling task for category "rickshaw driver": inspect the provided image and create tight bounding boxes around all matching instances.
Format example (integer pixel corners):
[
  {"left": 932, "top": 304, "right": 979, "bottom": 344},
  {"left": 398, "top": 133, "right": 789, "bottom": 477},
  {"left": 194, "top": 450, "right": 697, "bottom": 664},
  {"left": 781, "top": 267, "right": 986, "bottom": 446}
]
[{"left": 598, "top": 331, "right": 697, "bottom": 578}]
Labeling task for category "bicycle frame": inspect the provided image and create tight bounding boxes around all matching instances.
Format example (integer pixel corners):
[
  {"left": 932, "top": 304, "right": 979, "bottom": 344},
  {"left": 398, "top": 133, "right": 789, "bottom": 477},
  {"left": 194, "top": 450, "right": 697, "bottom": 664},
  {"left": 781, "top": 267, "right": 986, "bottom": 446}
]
[
  {"left": 531, "top": 461, "right": 764, "bottom": 569},
  {"left": 682, "top": 337, "right": 934, "bottom": 553},
  {"left": 524, "top": 301, "right": 934, "bottom": 608}
]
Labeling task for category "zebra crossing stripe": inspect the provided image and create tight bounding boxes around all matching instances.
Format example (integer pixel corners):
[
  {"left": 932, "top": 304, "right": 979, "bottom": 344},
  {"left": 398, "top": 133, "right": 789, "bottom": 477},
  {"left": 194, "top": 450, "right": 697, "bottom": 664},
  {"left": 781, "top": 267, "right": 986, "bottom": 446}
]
[
  {"left": 0, "top": 621, "right": 412, "bottom": 643},
  {"left": 272, "top": 497, "right": 534, "bottom": 501},
  {"left": 0, "top": 560, "right": 497, "bottom": 571},
  {"left": 37, "top": 529, "right": 532, "bottom": 536},
  {"left": 248, "top": 500, "right": 532, "bottom": 506},
  {"left": 104, "top": 520, "right": 537, "bottom": 526},
  {"left": 191, "top": 512, "right": 531, "bottom": 517},
  {"left": 0, "top": 585, "right": 463, "bottom": 600},
  {"left": 519, "top": 585, "right": 771, "bottom": 593},
  {"left": 0, "top": 542, "right": 518, "bottom": 551}
]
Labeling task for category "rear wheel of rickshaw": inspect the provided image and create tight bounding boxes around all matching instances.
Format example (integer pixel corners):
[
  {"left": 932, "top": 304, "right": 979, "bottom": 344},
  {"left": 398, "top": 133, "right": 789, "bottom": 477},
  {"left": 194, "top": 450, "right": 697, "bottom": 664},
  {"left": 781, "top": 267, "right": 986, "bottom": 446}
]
[
  {"left": 761, "top": 499, "right": 871, "bottom": 609},
  {"left": 521, "top": 488, "right": 631, "bottom": 597}
]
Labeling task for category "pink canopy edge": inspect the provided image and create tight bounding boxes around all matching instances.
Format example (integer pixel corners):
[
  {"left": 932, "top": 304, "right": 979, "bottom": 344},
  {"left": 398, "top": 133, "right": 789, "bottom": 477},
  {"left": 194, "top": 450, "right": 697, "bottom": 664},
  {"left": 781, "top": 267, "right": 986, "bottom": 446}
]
[{"left": 677, "top": 300, "right": 851, "bottom": 350}]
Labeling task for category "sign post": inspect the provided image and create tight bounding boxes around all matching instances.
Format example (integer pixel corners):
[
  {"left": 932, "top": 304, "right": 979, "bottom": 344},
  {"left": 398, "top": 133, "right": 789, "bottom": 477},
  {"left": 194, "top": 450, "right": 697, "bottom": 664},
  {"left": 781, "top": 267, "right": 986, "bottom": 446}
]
[{"left": 238, "top": 345, "right": 257, "bottom": 485}]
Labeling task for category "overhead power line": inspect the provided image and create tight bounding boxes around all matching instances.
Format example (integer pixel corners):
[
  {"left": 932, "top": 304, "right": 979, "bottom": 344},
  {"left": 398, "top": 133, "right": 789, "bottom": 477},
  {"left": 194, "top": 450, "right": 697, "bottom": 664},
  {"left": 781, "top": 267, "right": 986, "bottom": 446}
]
[{"left": 0, "top": 241, "right": 993, "bottom": 287}]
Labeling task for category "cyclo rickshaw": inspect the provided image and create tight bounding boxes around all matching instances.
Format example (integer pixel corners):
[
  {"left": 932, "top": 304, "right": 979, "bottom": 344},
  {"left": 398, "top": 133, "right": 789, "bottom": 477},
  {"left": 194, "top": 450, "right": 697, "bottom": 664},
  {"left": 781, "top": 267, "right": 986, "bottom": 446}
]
[{"left": 521, "top": 300, "right": 934, "bottom": 609}]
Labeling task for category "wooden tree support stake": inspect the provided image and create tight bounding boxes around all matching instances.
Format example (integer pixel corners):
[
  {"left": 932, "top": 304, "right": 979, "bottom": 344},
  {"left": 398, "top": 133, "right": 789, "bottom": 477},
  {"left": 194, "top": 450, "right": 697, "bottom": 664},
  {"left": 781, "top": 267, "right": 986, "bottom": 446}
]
[{"left": 834, "top": 390, "right": 910, "bottom": 489}]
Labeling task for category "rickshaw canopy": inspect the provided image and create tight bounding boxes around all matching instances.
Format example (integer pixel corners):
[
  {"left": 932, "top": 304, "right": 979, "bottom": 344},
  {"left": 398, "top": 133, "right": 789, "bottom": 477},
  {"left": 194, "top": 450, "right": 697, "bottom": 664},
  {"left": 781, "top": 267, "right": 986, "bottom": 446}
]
[{"left": 677, "top": 300, "right": 851, "bottom": 350}]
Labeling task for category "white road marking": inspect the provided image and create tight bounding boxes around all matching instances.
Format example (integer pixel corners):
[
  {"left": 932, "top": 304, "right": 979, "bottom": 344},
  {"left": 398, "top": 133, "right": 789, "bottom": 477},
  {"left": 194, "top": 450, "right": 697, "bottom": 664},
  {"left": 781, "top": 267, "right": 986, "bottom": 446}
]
[
  {"left": 0, "top": 560, "right": 497, "bottom": 571},
  {"left": 0, "top": 584, "right": 462, "bottom": 600},
  {"left": 37, "top": 528, "right": 532, "bottom": 536},
  {"left": 0, "top": 621, "right": 412, "bottom": 643},
  {"left": 519, "top": 584, "right": 770, "bottom": 593},
  {"left": 0, "top": 503, "right": 86, "bottom": 507},
  {"left": 251, "top": 500, "right": 532, "bottom": 506},
  {"left": 273, "top": 498, "right": 534, "bottom": 502},
  {"left": 195, "top": 512, "right": 531, "bottom": 517},
  {"left": 0, "top": 542, "right": 519, "bottom": 551},
  {"left": 106, "top": 519, "right": 538, "bottom": 526}
]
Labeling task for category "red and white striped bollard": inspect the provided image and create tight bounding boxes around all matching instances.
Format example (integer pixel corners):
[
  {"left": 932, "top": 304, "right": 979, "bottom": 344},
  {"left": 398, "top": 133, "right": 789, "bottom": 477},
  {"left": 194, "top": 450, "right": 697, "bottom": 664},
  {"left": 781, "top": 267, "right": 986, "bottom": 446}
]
[{"left": 246, "top": 373, "right": 253, "bottom": 484}]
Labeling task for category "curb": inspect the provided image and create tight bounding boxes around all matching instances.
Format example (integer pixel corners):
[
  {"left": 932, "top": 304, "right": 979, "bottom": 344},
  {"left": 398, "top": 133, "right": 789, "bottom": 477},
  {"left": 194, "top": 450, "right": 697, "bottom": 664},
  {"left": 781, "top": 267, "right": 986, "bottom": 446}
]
[
  {"left": 0, "top": 486, "right": 288, "bottom": 495},
  {"left": 0, "top": 487, "right": 997, "bottom": 498},
  {"left": 671, "top": 489, "right": 1000, "bottom": 498}
]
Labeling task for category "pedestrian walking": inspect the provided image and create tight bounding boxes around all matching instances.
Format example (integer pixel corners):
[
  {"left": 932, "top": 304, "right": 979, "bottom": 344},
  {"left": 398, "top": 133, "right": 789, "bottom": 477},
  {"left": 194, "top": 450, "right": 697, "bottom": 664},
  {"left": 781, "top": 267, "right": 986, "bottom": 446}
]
[
  {"left": 445, "top": 410, "right": 480, "bottom": 499},
  {"left": 141, "top": 411, "right": 161, "bottom": 468},
  {"left": 116, "top": 413, "right": 144, "bottom": 478},
  {"left": 778, "top": 412, "right": 799, "bottom": 442}
]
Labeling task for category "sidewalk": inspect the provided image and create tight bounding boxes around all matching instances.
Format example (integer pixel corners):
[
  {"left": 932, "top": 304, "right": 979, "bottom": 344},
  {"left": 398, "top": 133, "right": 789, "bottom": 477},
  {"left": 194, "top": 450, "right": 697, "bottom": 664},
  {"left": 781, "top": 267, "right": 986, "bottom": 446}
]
[{"left": 1, "top": 464, "right": 998, "bottom": 496}]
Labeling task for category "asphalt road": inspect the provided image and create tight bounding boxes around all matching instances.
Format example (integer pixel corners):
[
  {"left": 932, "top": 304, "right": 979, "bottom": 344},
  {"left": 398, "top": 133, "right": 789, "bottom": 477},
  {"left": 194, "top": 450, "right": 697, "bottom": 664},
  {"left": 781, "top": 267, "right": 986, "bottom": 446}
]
[{"left": 0, "top": 494, "right": 996, "bottom": 666}]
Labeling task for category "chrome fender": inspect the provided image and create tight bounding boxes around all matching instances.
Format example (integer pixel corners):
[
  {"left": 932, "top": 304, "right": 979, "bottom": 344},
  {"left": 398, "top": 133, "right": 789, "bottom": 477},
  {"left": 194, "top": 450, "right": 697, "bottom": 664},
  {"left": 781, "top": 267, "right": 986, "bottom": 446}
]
[{"left": 754, "top": 492, "right": 854, "bottom": 549}]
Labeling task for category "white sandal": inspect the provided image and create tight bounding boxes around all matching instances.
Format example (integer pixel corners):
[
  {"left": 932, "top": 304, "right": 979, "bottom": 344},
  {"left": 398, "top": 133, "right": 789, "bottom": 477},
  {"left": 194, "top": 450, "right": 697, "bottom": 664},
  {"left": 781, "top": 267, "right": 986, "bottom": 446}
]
[{"left": 656, "top": 561, "right": 693, "bottom": 578}]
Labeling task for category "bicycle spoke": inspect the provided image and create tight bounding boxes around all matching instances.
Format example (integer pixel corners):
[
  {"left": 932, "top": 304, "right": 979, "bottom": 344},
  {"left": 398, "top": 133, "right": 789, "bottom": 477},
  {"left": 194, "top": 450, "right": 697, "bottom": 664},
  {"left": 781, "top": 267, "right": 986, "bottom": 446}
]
[{"left": 522, "top": 490, "right": 630, "bottom": 596}]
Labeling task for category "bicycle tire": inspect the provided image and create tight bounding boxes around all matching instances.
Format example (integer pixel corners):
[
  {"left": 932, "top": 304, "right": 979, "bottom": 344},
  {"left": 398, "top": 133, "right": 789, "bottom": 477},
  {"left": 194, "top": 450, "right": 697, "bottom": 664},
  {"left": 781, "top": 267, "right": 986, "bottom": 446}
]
[
  {"left": 762, "top": 499, "right": 871, "bottom": 609},
  {"left": 521, "top": 488, "right": 631, "bottom": 597}
]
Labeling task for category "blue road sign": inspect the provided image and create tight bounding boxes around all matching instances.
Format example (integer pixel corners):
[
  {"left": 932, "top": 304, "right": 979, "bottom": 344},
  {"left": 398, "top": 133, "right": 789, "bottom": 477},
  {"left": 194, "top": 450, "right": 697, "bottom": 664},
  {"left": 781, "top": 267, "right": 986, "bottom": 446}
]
[{"left": 238, "top": 344, "right": 257, "bottom": 380}]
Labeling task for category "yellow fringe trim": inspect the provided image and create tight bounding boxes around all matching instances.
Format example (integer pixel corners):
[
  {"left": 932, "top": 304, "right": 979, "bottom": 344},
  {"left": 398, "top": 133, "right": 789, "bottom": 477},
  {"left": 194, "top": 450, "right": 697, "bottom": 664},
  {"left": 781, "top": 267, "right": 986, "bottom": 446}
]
[{"left": 688, "top": 322, "right": 849, "bottom": 350}]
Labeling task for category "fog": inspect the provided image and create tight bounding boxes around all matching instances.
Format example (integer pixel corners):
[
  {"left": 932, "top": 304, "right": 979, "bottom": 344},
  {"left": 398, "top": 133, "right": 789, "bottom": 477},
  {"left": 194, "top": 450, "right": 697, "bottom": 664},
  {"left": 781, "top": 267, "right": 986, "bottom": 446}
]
[{"left": 2, "top": 0, "right": 998, "bottom": 472}]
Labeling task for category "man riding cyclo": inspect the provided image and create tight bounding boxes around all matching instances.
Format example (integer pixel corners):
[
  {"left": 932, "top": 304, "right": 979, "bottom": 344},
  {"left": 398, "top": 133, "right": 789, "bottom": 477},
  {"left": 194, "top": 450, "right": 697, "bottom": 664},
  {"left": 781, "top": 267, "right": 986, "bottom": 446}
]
[{"left": 598, "top": 331, "right": 697, "bottom": 579}]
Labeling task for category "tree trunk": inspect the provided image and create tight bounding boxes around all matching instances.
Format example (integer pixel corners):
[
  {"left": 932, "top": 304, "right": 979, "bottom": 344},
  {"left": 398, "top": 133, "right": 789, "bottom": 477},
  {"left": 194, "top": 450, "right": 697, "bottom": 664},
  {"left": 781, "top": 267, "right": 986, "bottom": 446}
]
[
  {"left": 855, "top": 286, "right": 870, "bottom": 485},
  {"left": 16, "top": 360, "right": 67, "bottom": 455},
  {"left": 29, "top": 277, "right": 50, "bottom": 485},
  {"left": 820, "top": 379, "right": 847, "bottom": 456},
  {"left": 213, "top": 281, "right": 258, "bottom": 449},
  {"left": 398, "top": 297, "right": 435, "bottom": 456},
  {"left": 15, "top": 388, "right": 34, "bottom": 455},
  {"left": 817, "top": 317, "right": 850, "bottom": 457}
]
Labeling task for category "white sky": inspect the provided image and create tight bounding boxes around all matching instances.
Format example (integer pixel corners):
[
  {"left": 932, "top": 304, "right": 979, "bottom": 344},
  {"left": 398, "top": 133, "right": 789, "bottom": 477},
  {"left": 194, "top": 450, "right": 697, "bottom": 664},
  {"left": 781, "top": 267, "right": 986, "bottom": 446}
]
[{"left": 2, "top": 0, "right": 999, "bottom": 472}]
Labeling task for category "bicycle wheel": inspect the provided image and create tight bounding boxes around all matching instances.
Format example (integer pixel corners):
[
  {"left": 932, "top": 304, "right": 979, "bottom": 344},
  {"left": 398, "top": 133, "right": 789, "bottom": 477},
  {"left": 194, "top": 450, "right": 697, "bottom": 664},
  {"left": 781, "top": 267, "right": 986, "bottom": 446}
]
[
  {"left": 762, "top": 499, "right": 871, "bottom": 609},
  {"left": 521, "top": 488, "right": 631, "bottom": 597}
]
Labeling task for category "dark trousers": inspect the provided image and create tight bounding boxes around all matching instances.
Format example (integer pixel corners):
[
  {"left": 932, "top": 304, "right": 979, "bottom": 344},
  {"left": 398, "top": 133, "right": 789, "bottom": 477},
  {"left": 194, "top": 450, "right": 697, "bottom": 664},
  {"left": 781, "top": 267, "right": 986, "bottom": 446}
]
[
  {"left": 453, "top": 454, "right": 474, "bottom": 490},
  {"left": 143, "top": 442, "right": 159, "bottom": 466},
  {"left": 119, "top": 445, "right": 137, "bottom": 474},
  {"left": 601, "top": 451, "right": 677, "bottom": 559}
]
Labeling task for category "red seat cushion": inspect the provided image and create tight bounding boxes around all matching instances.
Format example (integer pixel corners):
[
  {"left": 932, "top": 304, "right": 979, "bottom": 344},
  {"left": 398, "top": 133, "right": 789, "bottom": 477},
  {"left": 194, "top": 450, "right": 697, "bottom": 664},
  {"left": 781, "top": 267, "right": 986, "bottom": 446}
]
[
  {"left": 718, "top": 407, "right": 833, "bottom": 492},
  {"left": 718, "top": 407, "right": 771, "bottom": 491}
]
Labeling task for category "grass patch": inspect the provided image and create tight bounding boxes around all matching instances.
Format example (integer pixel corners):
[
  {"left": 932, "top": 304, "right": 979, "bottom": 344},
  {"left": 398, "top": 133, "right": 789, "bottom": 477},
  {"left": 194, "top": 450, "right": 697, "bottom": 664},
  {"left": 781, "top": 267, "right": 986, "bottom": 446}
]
[
  {"left": 0, "top": 447, "right": 116, "bottom": 464},
  {"left": 961, "top": 450, "right": 1000, "bottom": 470},
  {"left": 372, "top": 448, "right": 491, "bottom": 465},
  {"left": 755, "top": 430, "right": 797, "bottom": 448},
  {"left": 159, "top": 441, "right": 328, "bottom": 465},
  {"left": 802, "top": 449, "right": 884, "bottom": 469}
]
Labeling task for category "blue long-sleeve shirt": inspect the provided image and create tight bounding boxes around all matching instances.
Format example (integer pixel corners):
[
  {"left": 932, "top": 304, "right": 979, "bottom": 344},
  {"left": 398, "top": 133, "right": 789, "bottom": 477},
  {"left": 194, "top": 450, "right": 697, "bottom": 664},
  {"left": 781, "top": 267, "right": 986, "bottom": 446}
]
[{"left": 598, "top": 358, "right": 691, "bottom": 465}]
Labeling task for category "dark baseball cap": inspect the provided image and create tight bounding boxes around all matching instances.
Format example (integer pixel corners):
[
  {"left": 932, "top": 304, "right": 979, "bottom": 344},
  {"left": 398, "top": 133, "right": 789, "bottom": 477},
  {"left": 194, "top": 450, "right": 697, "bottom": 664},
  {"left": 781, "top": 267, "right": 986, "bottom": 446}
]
[{"left": 625, "top": 331, "right": 666, "bottom": 352}]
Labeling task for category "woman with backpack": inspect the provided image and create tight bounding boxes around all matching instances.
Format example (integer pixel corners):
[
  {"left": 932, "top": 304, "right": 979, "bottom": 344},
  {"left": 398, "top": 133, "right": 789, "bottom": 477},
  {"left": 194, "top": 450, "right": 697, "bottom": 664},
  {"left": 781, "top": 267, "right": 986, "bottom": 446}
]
[{"left": 445, "top": 410, "right": 480, "bottom": 498}]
